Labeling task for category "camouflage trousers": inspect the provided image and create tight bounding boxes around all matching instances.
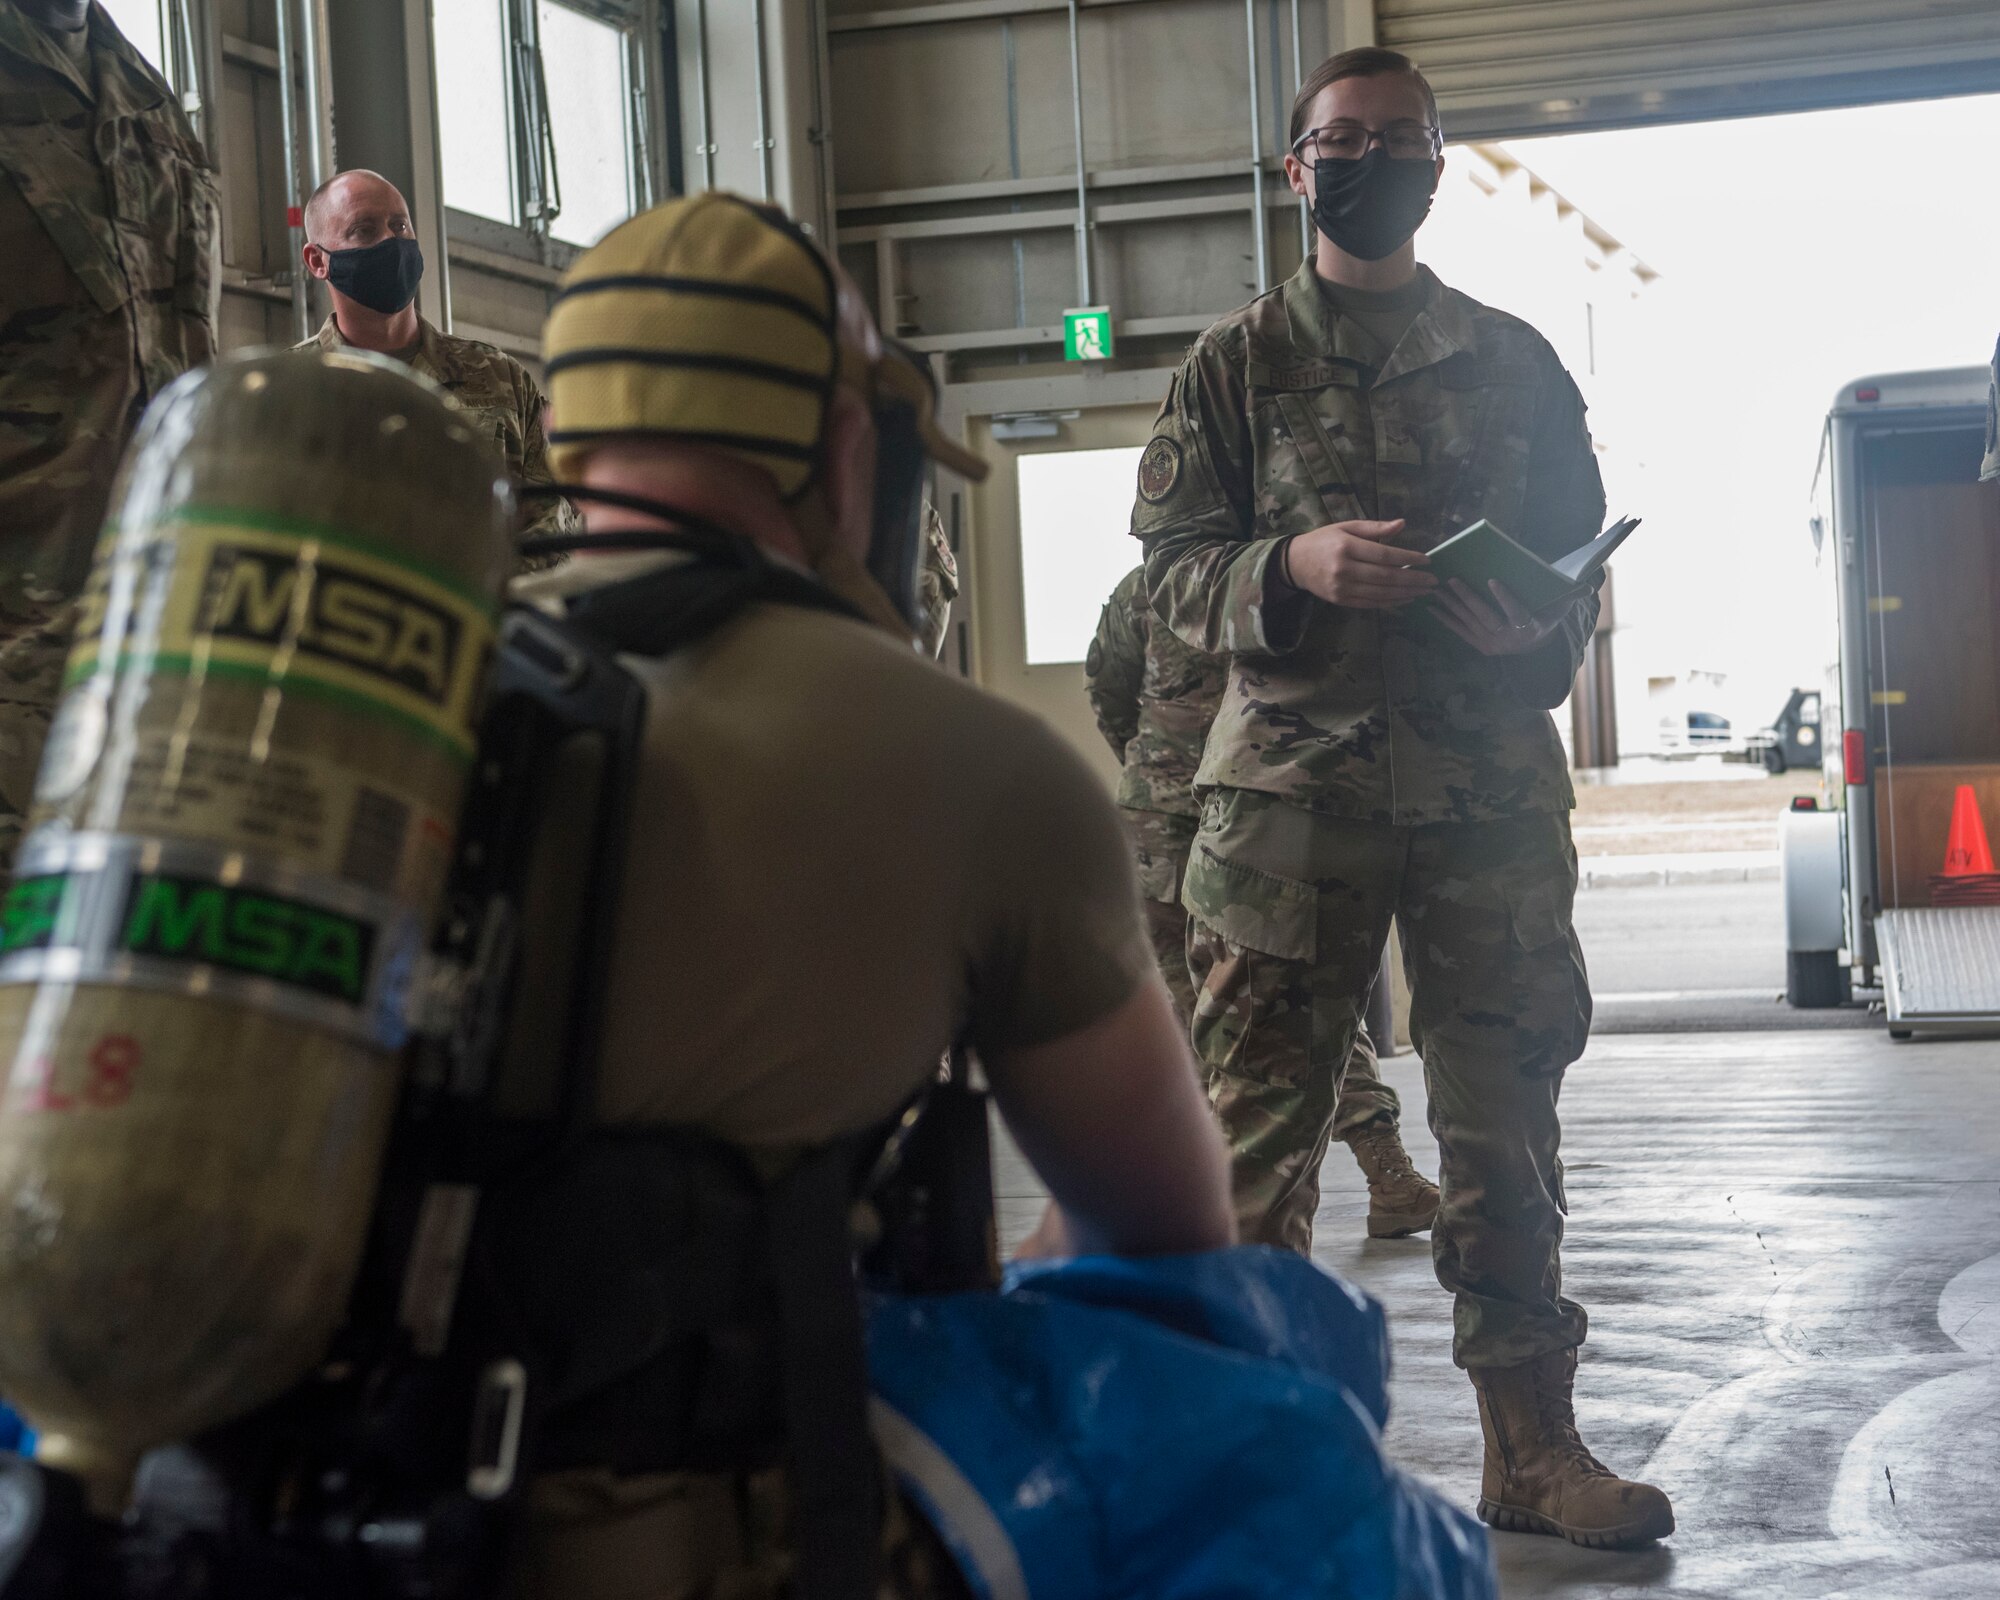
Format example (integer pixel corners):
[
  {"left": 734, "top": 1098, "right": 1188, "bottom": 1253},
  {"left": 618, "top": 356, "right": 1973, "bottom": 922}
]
[
  {"left": 1122, "top": 806, "right": 1401, "bottom": 1134},
  {"left": 1182, "top": 787, "right": 1591, "bottom": 1369},
  {"left": 0, "top": 595, "right": 73, "bottom": 881}
]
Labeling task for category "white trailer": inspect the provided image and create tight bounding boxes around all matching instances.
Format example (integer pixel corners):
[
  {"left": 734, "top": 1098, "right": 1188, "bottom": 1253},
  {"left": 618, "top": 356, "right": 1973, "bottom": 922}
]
[{"left": 1782, "top": 367, "right": 2000, "bottom": 1033}]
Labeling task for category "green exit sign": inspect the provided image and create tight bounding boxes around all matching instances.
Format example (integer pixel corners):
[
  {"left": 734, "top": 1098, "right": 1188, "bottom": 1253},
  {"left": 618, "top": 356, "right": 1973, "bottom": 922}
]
[{"left": 1064, "top": 307, "right": 1114, "bottom": 362}]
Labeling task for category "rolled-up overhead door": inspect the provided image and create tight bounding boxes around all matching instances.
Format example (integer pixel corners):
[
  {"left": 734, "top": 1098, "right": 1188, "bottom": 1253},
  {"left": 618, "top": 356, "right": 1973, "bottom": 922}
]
[{"left": 1380, "top": 0, "right": 2000, "bottom": 139}]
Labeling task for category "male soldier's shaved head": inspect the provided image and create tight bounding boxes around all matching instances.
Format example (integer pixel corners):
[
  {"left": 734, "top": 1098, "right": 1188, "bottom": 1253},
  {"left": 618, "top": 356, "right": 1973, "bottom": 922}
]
[{"left": 303, "top": 170, "right": 414, "bottom": 250}]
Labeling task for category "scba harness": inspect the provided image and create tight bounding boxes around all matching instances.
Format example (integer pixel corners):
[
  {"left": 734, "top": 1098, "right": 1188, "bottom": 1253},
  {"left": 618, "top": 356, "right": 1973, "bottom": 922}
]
[{"left": 0, "top": 541, "right": 993, "bottom": 1600}]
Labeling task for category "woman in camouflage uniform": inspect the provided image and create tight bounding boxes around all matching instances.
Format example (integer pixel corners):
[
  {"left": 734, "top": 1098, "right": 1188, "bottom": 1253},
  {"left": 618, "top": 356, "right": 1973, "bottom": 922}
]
[{"left": 1134, "top": 46, "right": 1672, "bottom": 1551}]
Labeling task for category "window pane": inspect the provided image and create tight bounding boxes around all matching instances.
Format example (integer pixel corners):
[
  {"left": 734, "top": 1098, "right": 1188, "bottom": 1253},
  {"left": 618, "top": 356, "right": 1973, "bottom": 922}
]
[
  {"left": 539, "top": 2, "right": 632, "bottom": 246},
  {"left": 98, "top": 0, "right": 164, "bottom": 73},
  {"left": 433, "top": 0, "right": 515, "bottom": 224},
  {"left": 1018, "top": 447, "right": 1146, "bottom": 666}
]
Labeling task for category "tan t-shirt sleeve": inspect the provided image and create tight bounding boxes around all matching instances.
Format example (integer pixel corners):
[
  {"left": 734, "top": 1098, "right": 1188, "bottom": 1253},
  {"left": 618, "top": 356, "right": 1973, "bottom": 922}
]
[{"left": 964, "top": 718, "right": 1156, "bottom": 1054}]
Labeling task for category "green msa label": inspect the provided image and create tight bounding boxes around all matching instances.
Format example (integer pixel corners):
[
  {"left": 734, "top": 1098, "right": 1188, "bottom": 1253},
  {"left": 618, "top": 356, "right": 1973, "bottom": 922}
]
[
  {"left": 0, "top": 834, "right": 418, "bottom": 1048},
  {"left": 0, "top": 875, "right": 67, "bottom": 956},
  {"left": 1, "top": 870, "right": 374, "bottom": 1006},
  {"left": 124, "top": 876, "right": 372, "bottom": 1003}
]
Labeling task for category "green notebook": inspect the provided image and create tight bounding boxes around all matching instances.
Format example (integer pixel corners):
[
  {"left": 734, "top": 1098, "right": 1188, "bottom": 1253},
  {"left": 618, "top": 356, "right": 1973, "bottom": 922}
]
[{"left": 1426, "top": 515, "right": 1641, "bottom": 614}]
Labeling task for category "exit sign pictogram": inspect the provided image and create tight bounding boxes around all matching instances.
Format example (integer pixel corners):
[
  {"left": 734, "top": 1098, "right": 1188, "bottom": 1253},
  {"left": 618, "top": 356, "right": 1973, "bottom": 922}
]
[{"left": 1063, "top": 307, "right": 1114, "bottom": 361}]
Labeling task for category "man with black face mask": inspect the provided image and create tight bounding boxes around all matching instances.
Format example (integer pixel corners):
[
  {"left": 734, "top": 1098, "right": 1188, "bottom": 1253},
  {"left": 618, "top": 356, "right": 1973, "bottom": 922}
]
[
  {"left": 1135, "top": 46, "right": 1674, "bottom": 1550},
  {"left": 296, "top": 169, "right": 579, "bottom": 552}
]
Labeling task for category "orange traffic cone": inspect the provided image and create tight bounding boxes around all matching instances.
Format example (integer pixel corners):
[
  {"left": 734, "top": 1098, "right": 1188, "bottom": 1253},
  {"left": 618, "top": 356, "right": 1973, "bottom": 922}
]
[{"left": 1941, "top": 785, "right": 1996, "bottom": 876}]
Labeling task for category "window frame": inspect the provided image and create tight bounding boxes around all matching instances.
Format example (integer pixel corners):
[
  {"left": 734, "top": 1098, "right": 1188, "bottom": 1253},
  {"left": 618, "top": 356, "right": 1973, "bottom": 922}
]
[{"left": 437, "top": 0, "right": 667, "bottom": 252}]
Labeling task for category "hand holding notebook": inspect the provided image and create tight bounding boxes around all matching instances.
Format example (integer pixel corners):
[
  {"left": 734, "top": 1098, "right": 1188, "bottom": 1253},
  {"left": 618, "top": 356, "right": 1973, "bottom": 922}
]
[{"left": 1425, "top": 515, "right": 1642, "bottom": 615}]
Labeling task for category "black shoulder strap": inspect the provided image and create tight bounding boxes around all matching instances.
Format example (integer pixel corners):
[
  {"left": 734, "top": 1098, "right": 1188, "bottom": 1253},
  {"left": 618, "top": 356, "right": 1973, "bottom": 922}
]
[
  {"left": 441, "top": 556, "right": 886, "bottom": 1600},
  {"left": 559, "top": 551, "right": 865, "bottom": 662},
  {"left": 438, "top": 553, "right": 865, "bottom": 1151}
]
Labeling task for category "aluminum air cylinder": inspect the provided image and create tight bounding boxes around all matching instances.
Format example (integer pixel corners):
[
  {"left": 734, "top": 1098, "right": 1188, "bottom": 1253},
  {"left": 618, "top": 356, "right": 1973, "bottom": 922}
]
[{"left": 0, "top": 351, "right": 513, "bottom": 1510}]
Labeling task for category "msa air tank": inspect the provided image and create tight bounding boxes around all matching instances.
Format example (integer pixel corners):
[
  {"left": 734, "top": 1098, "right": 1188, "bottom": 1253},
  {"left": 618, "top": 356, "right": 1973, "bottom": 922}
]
[{"left": 0, "top": 351, "right": 513, "bottom": 1509}]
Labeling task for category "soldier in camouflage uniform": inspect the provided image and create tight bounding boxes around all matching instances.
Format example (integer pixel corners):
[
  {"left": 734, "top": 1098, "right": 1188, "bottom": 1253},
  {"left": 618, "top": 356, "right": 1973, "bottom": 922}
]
[
  {"left": 0, "top": 0, "right": 219, "bottom": 876},
  {"left": 297, "top": 169, "right": 579, "bottom": 552},
  {"left": 1086, "top": 565, "right": 1440, "bottom": 1238},
  {"left": 1135, "top": 47, "right": 1672, "bottom": 1549}
]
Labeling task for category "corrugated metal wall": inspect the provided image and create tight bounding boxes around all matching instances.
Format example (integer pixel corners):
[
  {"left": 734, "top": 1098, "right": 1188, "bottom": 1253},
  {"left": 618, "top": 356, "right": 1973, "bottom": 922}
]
[
  {"left": 811, "top": 0, "right": 2000, "bottom": 380},
  {"left": 825, "top": 0, "right": 1354, "bottom": 382}
]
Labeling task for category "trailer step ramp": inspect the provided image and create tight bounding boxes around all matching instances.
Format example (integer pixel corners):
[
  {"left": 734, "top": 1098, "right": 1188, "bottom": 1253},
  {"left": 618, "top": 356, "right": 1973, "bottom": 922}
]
[{"left": 1878, "top": 907, "right": 2000, "bottom": 1031}]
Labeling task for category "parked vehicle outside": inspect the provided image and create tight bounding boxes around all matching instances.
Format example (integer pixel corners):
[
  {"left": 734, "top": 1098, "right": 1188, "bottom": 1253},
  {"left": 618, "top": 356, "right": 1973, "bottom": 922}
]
[
  {"left": 1747, "top": 689, "right": 1823, "bottom": 775},
  {"left": 1780, "top": 367, "right": 2000, "bottom": 1031}
]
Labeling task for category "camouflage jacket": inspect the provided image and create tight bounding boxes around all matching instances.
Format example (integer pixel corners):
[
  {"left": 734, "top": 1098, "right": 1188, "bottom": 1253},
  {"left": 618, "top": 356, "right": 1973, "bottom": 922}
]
[
  {"left": 0, "top": 2, "right": 218, "bottom": 598},
  {"left": 917, "top": 501, "right": 958, "bottom": 660},
  {"left": 1983, "top": 331, "right": 1999, "bottom": 483},
  {"left": 1085, "top": 565, "right": 1225, "bottom": 821},
  {"left": 306, "top": 316, "right": 581, "bottom": 545},
  {"left": 1134, "top": 261, "right": 1605, "bottom": 825}
]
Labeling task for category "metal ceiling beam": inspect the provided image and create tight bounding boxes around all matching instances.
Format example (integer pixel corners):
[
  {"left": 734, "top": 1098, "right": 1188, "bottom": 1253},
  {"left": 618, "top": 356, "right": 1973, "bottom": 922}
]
[
  {"left": 840, "top": 186, "right": 1301, "bottom": 244},
  {"left": 837, "top": 155, "right": 1289, "bottom": 213}
]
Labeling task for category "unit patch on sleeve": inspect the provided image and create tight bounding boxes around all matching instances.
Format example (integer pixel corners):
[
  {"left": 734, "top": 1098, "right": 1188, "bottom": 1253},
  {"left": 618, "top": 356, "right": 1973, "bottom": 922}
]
[{"left": 1137, "top": 436, "right": 1183, "bottom": 504}]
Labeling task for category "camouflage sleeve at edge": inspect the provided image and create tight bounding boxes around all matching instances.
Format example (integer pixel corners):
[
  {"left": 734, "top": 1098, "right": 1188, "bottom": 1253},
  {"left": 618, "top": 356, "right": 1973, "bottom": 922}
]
[
  {"left": 1132, "top": 337, "right": 1304, "bottom": 658},
  {"left": 516, "top": 368, "right": 583, "bottom": 541},
  {"left": 1504, "top": 365, "right": 1607, "bottom": 710},
  {"left": 1083, "top": 568, "right": 1147, "bottom": 758},
  {"left": 1982, "top": 331, "right": 2000, "bottom": 483}
]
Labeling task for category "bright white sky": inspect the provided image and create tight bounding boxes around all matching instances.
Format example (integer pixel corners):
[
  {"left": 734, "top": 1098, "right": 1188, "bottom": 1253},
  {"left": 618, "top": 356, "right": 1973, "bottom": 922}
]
[
  {"left": 97, "top": 0, "right": 162, "bottom": 66},
  {"left": 1430, "top": 94, "right": 2000, "bottom": 733}
]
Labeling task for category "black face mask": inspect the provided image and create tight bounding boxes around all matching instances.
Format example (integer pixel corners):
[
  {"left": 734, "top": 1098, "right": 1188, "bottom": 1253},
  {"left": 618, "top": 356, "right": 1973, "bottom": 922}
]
[
  {"left": 324, "top": 236, "right": 425, "bottom": 316},
  {"left": 1309, "top": 148, "right": 1438, "bottom": 262}
]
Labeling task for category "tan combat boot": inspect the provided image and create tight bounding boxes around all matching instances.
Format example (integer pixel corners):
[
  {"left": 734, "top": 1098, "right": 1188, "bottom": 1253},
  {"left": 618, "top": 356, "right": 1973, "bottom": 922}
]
[
  {"left": 1469, "top": 1347, "right": 1675, "bottom": 1549},
  {"left": 1342, "top": 1121, "right": 1441, "bottom": 1238}
]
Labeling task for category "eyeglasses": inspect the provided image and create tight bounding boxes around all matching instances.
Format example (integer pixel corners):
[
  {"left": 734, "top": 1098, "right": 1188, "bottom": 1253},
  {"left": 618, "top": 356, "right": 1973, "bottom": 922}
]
[{"left": 1292, "top": 120, "right": 1441, "bottom": 163}]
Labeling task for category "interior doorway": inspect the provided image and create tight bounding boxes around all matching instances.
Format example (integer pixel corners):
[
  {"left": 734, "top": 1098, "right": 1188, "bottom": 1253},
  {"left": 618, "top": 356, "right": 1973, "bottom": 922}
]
[{"left": 954, "top": 402, "right": 1161, "bottom": 790}]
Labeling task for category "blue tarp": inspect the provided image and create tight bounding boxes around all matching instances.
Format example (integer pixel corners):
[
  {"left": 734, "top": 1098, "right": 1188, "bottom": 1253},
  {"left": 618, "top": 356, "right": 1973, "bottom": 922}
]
[{"left": 869, "top": 1246, "right": 1495, "bottom": 1600}]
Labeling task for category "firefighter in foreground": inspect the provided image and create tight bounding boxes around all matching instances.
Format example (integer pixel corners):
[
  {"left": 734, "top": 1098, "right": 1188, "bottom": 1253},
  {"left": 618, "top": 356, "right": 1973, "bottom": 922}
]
[
  {"left": 480, "top": 190, "right": 1243, "bottom": 1591},
  {"left": 1086, "top": 566, "right": 1440, "bottom": 1239},
  {"left": 1134, "top": 46, "right": 1674, "bottom": 1547},
  {"left": 0, "top": 191, "right": 1234, "bottom": 1593}
]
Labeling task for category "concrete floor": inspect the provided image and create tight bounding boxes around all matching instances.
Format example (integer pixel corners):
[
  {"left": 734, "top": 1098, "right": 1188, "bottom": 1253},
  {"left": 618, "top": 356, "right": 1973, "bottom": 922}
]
[
  {"left": 995, "top": 1028, "right": 2000, "bottom": 1599},
  {"left": 1310, "top": 1035, "right": 2000, "bottom": 1600}
]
